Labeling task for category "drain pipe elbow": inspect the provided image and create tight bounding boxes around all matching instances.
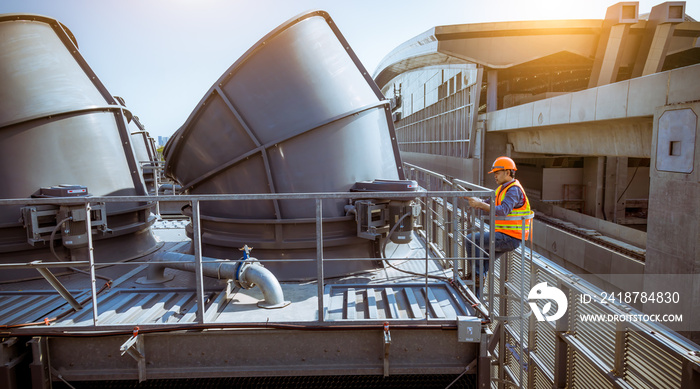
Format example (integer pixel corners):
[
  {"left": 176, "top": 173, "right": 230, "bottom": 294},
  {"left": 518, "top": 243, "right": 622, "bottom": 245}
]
[
  {"left": 239, "top": 263, "right": 290, "bottom": 309},
  {"left": 141, "top": 251, "right": 289, "bottom": 309}
]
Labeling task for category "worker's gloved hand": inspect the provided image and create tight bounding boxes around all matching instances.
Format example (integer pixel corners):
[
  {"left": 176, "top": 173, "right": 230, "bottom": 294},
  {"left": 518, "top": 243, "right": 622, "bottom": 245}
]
[{"left": 466, "top": 196, "right": 482, "bottom": 209}]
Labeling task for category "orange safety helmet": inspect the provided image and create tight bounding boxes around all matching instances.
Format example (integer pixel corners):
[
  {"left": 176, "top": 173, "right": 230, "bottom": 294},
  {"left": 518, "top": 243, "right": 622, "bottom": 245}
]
[{"left": 488, "top": 156, "right": 517, "bottom": 174}]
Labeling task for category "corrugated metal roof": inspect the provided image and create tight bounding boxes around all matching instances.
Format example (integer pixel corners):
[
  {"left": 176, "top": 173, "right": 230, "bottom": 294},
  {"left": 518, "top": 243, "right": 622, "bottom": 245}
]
[{"left": 0, "top": 290, "right": 90, "bottom": 325}]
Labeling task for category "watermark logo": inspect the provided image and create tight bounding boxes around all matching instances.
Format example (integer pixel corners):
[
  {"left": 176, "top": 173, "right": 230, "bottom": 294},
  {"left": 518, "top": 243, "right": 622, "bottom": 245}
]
[{"left": 528, "top": 282, "right": 568, "bottom": 322}]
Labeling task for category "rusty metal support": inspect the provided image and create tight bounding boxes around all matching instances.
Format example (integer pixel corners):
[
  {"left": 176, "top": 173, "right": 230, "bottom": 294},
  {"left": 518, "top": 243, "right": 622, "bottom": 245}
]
[{"left": 28, "top": 337, "right": 50, "bottom": 389}]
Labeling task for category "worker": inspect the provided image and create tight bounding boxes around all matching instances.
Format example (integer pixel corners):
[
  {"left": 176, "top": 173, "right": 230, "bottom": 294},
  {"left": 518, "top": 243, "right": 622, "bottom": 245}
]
[{"left": 464, "top": 156, "right": 532, "bottom": 278}]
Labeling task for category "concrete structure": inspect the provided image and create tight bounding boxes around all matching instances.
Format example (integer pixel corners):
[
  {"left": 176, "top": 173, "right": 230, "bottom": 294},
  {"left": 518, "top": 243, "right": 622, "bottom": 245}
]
[{"left": 375, "top": 1, "right": 700, "bottom": 343}]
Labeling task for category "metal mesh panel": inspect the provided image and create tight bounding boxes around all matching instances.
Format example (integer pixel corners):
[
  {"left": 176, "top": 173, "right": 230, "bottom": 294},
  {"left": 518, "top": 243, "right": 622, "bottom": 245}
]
[
  {"left": 533, "top": 363, "right": 553, "bottom": 389},
  {"left": 570, "top": 349, "right": 614, "bottom": 389},
  {"left": 504, "top": 331, "right": 528, "bottom": 388},
  {"left": 624, "top": 330, "right": 683, "bottom": 389},
  {"left": 535, "top": 269, "right": 557, "bottom": 290},
  {"left": 491, "top": 364, "right": 499, "bottom": 389},
  {"left": 507, "top": 250, "right": 531, "bottom": 298},
  {"left": 572, "top": 301, "right": 615, "bottom": 368},
  {"left": 534, "top": 320, "right": 556, "bottom": 374},
  {"left": 54, "top": 374, "right": 477, "bottom": 389},
  {"left": 483, "top": 270, "right": 500, "bottom": 317},
  {"left": 395, "top": 86, "right": 475, "bottom": 158},
  {"left": 506, "top": 294, "right": 528, "bottom": 334}
]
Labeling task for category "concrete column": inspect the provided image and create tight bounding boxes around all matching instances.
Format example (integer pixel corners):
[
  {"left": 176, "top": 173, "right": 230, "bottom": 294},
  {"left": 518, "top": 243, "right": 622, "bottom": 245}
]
[
  {"left": 632, "top": 2, "right": 686, "bottom": 78},
  {"left": 646, "top": 103, "right": 699, "bottom": 274},
  {"left": 641, "top": 23, "right": 676, "bottom": 76},
  {"left": 603, "top": 157, "right": 616, "bottom": 222},
  {"left": 588, "top": 2, "right": 638, "bottom": 88},
  {"left": 487, "top": 69, "right": 498, "bottom": 112},
  {"left": 594, "top": 24, "right": 631, "bottom": 86},
  {"left": 583, "top": 157, "right": 605, "bottom": 218},
  {"left": 603, "top": 157, "right": 628, "bottom": 223},
  {"left": 645, "top": 101, "right": 699, "bottom": 344},
  {"left": 614, "top": 157, "right": 628, "bottom": 223}
]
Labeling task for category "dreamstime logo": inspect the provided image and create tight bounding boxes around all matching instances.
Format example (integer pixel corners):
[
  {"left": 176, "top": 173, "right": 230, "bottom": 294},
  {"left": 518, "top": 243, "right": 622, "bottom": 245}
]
[{"left": 528, "top": 282, "right": 568, "bottom": 322}]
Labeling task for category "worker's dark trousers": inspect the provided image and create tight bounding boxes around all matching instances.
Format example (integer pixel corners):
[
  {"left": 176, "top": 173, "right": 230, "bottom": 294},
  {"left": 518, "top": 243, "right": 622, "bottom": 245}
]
[{"left": 464, "top": 231, "right": 521, "bottom": 276}]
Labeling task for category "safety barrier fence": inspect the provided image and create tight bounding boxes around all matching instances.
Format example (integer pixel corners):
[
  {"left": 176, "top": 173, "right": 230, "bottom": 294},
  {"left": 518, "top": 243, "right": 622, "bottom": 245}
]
[
  {"left": 394, "top": 70, "right": 483, "bottom": 160},
  {"left": 406, "top": 164, "right": 700, "bottom": 389}
]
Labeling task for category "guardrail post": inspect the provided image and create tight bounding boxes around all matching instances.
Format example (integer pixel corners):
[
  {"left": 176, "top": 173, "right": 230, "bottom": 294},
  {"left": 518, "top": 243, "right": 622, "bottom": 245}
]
[
  {"left": 316, "top": 198, "right": 324, "bottom": 322},
  {"left": 442, "top": 195, "right": 449, "bottom": 260},
  {"left": 85, "top": 202, "right": 99, "bottom": 325},
  {"left": 452, "top": 196, "right": 459, "bottom": 283},
  {"left": 518, "top": 216, "right": 528, "bottom": 388},
  {"left": 424, "top": 191, "right": 430, "bottom": 321},
  {"left": 191, "top": 199, "right": 206, "bottom": 324}
]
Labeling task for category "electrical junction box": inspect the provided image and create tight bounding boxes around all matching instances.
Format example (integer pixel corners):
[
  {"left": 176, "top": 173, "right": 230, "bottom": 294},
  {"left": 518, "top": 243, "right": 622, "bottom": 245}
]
[{"left": 457, "top": 316, "right": 481, "bottom": 343}]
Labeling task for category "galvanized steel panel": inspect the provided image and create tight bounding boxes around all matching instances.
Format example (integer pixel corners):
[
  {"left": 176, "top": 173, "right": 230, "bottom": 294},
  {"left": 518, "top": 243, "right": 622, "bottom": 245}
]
[
  {"left": 533, "top": 321, "right": 556, "bottom": 375},
  {"left": 0, "top": 290, "right": 89, "bottom": 326},
  {"left": 570, "top": 349, "right": 614, "bottom": 389},
  {"left": 56, "top": 288, "right": 206, "bottom": 326},
  {"left": 325, "top": 283, "right": 469, "bottom": 321},
  {"left": 572, "top": 302, "right": 616, "bottom": 368},
  {"left": 624, "top": 330, "right": 682, "bottom": 389}
]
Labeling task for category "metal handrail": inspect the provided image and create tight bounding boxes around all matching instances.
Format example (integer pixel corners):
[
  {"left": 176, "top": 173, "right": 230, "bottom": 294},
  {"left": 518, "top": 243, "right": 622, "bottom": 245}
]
[{"left": 0, "top": 188, "right": 488, "bottom": 328}]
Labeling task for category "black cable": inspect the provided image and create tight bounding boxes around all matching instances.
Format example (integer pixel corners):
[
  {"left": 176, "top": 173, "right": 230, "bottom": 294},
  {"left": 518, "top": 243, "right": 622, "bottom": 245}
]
[{"left": 616, "top": 165, "right": 640, "bottom": 204}]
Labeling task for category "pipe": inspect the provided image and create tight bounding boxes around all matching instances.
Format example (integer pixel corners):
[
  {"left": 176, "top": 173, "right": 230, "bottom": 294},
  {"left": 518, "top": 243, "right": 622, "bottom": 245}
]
[
  {"left": 144, "top": 251, "right": 290, "bottom": 309},
  {"left": 239, "top": 264, "right": 288, "bottom": 309}
]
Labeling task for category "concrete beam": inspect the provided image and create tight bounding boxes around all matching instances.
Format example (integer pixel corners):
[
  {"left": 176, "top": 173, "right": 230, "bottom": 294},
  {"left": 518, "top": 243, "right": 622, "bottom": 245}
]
[
  {"left": 632, "top": 2, "right": 687, "bottom": 78},
  {"left": 504, "top": 118, "right": 652, "bottom": 157},
  {"left": 482, "top": 63, "right": 700, "bottom": 157}
]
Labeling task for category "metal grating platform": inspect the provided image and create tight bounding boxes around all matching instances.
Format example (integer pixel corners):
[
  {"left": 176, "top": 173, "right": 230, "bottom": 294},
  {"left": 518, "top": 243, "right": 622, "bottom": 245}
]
[{"left": 325, "top": 283, "right": 469, "bottom": 321}]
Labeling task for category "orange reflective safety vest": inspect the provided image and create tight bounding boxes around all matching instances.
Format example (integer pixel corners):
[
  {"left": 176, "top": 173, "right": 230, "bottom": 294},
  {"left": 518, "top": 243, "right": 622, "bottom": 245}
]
[{"left": 494, "top": 179, "right": 532, "bottom": 240}]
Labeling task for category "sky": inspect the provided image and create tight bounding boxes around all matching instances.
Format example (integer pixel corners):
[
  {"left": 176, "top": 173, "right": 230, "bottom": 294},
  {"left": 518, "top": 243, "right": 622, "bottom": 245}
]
[{"left": 2, "top": 0, "right": 698, "bottom": 139}]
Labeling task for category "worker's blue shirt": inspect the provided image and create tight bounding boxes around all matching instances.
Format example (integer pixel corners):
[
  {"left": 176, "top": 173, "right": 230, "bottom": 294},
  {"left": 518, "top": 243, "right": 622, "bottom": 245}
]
[{"left": 485, "top": 179, "right": 525, "bottom": 217}]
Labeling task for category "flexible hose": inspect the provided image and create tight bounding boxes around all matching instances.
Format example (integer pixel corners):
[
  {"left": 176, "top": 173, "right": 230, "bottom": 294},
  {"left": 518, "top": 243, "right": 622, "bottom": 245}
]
[
  {"left": 50, "top": 217, "right": 73, "bottom": 262},
  {"left": 381, "top": 212, "right": 411, "bottom": 259},
  {"left": 381, "top": 212, "right": 449, "bottom": 282}
]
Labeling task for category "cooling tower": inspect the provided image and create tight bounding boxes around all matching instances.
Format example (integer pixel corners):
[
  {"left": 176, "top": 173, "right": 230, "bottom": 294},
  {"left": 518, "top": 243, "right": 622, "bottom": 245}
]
[
  {"left": 164, "top": 10, "right": 405, "bottom": 280},
  {"left": 0, "top": 14, "right": 158, "bottom": 277},
  {"left": 126, "top": 113, "right": 159, "bottom": 195}
]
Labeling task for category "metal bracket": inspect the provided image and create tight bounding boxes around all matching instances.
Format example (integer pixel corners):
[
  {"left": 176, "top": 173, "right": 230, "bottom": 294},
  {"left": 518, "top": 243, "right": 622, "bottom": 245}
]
[
  {"left": 355, "top": 200, "right": 389, "bottom": 240},
  {"left": 21, "top": 202, "right": 110, "bottom": 247},
  {"left": 488, "top": 321, "right": 502, "bottom": 355},
  {"left": 34, "top": 262, "right": 82, "bottom": 311},
  {"left": 383, "top": 322, "right": 391, "bottom": 377},
  {"left": 120, "top": 327, "right": 146, "bottom": 382}
]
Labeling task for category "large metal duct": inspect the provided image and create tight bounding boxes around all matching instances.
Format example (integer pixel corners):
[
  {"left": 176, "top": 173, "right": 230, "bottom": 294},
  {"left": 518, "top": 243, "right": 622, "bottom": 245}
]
[
  {"left": 164, "top": 10, "right": 404, "bottom": 280},
  {"left": 125, "top": 105, "right": 160, "bottom": 195},
  {"left": 129, "top": 124, "right": 158, "bottom": 195},
  {"left": 0, "top": 14, "right": 158, "bottom": 277}
]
